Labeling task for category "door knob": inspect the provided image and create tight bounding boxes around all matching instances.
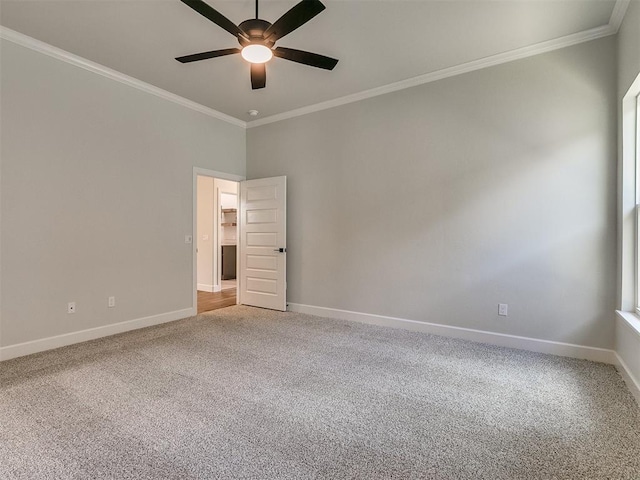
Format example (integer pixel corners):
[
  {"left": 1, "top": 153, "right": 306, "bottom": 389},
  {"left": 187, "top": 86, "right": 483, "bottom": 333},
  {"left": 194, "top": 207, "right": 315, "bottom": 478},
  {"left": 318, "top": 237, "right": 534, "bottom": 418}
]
[{"left": 273, "top": 248, "right": 286, "bottom": 253}]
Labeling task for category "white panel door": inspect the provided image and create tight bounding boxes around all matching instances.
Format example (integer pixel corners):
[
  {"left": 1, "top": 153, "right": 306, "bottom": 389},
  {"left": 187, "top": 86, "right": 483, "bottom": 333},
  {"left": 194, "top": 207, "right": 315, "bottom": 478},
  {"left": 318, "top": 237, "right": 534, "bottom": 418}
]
[{"left": 239, "top": 176, "right": 286, "bottom": 311}]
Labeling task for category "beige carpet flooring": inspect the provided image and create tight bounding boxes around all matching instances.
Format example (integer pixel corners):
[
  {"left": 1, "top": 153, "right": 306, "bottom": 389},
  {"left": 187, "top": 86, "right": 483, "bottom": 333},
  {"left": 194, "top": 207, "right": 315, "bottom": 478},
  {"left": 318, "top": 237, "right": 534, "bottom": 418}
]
[{"left": 1, "top": 305, "right": 639, "bottom": 479}]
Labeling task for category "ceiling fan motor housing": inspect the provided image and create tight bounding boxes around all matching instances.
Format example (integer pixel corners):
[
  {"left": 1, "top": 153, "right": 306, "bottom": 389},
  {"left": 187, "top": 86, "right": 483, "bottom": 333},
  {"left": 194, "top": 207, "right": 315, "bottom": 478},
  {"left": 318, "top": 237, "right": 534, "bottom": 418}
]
[{"left": 238, "top": 19, "right": 275, "bottom": 47}]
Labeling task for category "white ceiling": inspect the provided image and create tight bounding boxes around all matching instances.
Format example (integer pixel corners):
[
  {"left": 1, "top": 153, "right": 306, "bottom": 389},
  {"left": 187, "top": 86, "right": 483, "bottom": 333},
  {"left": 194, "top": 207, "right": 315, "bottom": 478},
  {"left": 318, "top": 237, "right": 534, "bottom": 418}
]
[{"left": 0, "top": 0, "right": 621, "bottom": 123}]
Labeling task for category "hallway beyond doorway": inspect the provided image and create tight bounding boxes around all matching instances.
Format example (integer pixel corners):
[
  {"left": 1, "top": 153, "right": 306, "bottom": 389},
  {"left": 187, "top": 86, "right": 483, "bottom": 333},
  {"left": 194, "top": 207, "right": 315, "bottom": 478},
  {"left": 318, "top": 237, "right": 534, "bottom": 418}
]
[{"left": 197, "top": 289, "right": 236, "bottom": 314}]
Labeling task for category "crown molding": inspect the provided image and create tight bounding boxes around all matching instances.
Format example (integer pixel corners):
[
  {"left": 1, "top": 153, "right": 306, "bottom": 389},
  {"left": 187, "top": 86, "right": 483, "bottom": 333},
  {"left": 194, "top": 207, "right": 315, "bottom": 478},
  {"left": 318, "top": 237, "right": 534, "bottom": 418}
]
[
  {"left": 0, "top": 26, "right": 247, "bottom": 129},
  {"left": 247, "top": 23, "right": 615, "bottom": 128},
  {"left": 609, "top": 0, "right": 631, "bottom": 33}
]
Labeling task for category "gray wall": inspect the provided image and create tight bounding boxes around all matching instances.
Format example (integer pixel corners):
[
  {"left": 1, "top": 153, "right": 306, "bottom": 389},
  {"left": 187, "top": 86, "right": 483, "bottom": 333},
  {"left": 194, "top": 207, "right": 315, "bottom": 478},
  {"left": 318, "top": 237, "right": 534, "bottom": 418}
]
[
  {"left": 0, "top": 39, "right": 245, "bottom": 346},
  {"left": 247, "top": 37, "right": 617, "bottom": 349}
]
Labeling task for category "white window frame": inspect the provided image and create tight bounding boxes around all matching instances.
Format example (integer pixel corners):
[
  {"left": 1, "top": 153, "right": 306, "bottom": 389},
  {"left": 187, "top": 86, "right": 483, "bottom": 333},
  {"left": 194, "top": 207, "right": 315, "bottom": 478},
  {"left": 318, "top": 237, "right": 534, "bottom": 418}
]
[
  {"left": 635, "top": 94, "right": 640, "bottom": 314},
  {"left": 620, "top": 73, "right": 640, "bottom": 314}
]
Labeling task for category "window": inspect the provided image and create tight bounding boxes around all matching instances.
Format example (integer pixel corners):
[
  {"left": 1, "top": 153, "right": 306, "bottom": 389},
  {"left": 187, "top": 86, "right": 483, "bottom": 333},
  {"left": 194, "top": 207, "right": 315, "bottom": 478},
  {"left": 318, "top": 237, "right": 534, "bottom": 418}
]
[{"left": 620, "top": 72, "right": 640, "bottom": 313}]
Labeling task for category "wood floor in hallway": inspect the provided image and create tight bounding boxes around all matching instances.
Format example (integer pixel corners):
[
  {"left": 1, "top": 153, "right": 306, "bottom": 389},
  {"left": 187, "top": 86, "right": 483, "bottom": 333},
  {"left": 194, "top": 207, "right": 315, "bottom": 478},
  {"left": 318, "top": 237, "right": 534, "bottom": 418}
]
[{"left": 197, "top": 289, "right": 237, "bottom": 314}]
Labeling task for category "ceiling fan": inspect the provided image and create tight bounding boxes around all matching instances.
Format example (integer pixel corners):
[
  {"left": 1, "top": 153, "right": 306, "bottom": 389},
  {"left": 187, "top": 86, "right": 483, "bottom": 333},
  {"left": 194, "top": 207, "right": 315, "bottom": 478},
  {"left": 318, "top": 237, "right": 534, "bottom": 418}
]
[{"left": 176, "top": 0, "right": 339, "bottom": 90}]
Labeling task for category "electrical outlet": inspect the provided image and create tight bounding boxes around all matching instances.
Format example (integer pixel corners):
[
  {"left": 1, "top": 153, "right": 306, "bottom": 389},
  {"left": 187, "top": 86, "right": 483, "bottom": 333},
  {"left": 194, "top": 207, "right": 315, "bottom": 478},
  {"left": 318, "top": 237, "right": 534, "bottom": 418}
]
[
  {"left": 67, "top": 302, "right": 76, "bottom": 314},
  {"left": 108, "top": 296, "right": 116, "bottom": 308},
  {"left": 498, "top": 303, "right": 508, "bottom": 316}
]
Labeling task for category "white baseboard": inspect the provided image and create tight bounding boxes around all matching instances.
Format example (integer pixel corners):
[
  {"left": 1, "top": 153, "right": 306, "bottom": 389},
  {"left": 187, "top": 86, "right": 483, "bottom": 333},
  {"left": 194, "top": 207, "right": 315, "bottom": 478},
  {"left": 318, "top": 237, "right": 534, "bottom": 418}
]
[
  {"left": 615, "top": 352, "right": 640, "bottom": 405},
  {"left": 287, "top": 303, "right": 617, "bottom": 364},
  {"left": 0, "top": 307, "right": 196, "bottom": 361},
  {"left": 197, "top": 283, "right": 222, "bottom": 293}
]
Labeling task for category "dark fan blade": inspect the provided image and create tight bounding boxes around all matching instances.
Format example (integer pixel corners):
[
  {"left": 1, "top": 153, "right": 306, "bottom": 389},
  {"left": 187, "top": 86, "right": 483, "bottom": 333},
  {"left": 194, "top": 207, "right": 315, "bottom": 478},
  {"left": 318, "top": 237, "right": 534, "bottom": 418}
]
[
  {"left": 180, "top": 0, "right": 245, "bottom": 38},
  {"left": 273, "top": 47, "right": 338, "bottom": 70},
  {"left": 176, "top": 48, "right": 241, "bottom": 63},
  {"left": 263, "top": 0, "right": 326, "bottom": 42},
  {"left": 251, "top": 63, "right": 266, "bottom": 89}
]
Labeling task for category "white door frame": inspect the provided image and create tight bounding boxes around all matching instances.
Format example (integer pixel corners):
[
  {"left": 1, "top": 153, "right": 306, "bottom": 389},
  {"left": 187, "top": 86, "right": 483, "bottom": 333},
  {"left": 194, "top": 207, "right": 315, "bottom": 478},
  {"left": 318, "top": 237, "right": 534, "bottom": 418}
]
[{"left": 193, "top": 167, "right": 245, "bottom": 313}]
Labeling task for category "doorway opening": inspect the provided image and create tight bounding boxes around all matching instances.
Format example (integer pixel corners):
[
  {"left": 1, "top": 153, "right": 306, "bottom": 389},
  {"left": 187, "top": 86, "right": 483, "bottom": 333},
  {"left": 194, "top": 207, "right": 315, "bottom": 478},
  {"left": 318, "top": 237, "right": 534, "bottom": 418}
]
[
  {"left": 194, "top": 169, "right": 243, "bottom": 314},
  {"left": 193, "top": 169, "right": 287, "bottom": 314}
]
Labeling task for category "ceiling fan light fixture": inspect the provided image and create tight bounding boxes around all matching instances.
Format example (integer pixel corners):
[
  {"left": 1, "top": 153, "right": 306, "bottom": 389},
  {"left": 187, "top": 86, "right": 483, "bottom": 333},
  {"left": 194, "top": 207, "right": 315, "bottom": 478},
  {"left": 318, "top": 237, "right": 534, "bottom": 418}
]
[{"left": 241, "top": 44, "right": 273, "bottom": 63}]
